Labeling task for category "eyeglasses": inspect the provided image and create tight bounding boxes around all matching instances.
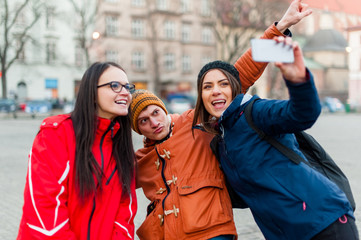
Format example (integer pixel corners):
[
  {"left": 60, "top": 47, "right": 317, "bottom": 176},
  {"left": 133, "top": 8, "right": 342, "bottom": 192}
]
[{"left": 97, "top": 81, "right": 136, "bottom": 94}]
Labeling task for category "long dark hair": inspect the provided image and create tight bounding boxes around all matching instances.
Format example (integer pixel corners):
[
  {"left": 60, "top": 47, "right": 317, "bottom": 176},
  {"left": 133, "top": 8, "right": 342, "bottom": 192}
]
[
  {"left": 192, "top": 69, "right": 240, "bottom": 135},
  {"left": 71, "top": 62, "right": 135, "bottom": 201}
]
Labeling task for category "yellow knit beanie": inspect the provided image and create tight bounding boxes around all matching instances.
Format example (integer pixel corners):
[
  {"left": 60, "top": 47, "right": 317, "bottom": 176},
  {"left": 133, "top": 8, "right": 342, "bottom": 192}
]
[{"left": 130, "top": 89, "right": 168, "bottom": 134}]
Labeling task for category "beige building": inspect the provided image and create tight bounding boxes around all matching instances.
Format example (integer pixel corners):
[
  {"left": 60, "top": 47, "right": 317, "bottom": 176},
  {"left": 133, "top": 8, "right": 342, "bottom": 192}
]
[
  {"left": 290, "top": 2, "right": 361, "bottom": 110},
  {"left": 91, "top": 0, "right": 217, "bottom": 98},
  {"left": 347, "top": 26, "right": 361, "bottom": 111},
  {"left": 303, "top": 29, "right": 349, "bottom": 102}
]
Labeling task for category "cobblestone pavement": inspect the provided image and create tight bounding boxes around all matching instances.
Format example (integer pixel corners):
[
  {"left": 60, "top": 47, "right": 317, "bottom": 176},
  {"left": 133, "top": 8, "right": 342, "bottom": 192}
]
[{"left": 1, "top": 113, "right": 360, "bottom": 239}]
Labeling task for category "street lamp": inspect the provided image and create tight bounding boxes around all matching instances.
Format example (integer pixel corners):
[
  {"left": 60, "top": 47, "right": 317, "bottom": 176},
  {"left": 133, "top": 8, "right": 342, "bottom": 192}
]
[{"left": 92, "top": 31, "right": 100, "bottom": 40}]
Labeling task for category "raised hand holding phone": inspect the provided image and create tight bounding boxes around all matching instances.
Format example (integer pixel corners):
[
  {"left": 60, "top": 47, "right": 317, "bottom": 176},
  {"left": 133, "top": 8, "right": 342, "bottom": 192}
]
[
  {"left": 251, "top": 38, "right": 294, "bottom": 63},
  {"left": 273, "top": 36, "right": 307, "bottom": 84}
]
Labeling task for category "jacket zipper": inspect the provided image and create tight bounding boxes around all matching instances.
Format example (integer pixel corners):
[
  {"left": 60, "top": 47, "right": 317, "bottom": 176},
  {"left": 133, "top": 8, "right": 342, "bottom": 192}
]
[
  {"left": 87, "top": 197, "right": 96, "bottom": 240},
  {"left": 87, "top": 121, "right": 115, "bottom": 240}
]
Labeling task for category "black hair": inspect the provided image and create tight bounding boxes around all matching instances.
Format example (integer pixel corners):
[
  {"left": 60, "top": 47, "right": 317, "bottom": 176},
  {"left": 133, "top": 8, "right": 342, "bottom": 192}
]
[{"left": 71, "top": 62, "right": 135, "bottom": 201}]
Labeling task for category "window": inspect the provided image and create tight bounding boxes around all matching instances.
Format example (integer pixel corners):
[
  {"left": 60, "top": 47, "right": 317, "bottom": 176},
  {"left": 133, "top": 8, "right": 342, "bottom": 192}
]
[
  {"left": 15, "top": 37, "right": 25, "bottom": 62},
  {"left": 45, "top": 78, "right": 58, "bottom": 99},
  {"left": 181, "top": 0, "right": 191, "bottom": 13},
  {"left": 181, "top": 24, "right": 191, "bottom": 42},
  {"left": 46, "top": 6, "right": 56, "bottom": 29},
  {"left": 201, "top": 0, "right": 211, "bottom": 16},
  {"left": 32, "top": 43, "right": 42, "bottom": 62},
  {"left": 132, "top": 51, "right": 145, "bottom": 70},
  {"left": 15, "top": 3, "right": 26, "bottom": 27},
  {"left": 105, "top": 50, "right": 119, "bottom": 63},
  {"left": 157, "top": 0, "right": 168, "bottom": 10},
  {"left": 182, "top": 55, "right": 191, "bottom": 72},
  {"left": 164, "top": 20, "right": 175, "bottom": 39},
  {"left": 105, "top": 15, "right": 119, "bottom": 36},
  {"left": 131, "top": 19, "right": 145, "bottom": 38},
  {"left": 75, "top": 45, "right": 84, "bottom": 67},
  {"left": 131, "top": 0, "right": 145, "bottom": 7},
  {"left": 46, "top": 40, "right": 57, "bottom": 64},
  {"left": 164, "top": 53, "right": 175, "bottom": 71},
  {"left": 201, "top": 27, "right": 212, "bottom": 44}
]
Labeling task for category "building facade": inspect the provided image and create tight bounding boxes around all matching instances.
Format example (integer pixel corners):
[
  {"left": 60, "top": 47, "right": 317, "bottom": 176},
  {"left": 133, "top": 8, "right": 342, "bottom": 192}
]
[
  {"left": 90, "top": 0, "right": 217, "bottom": 98},
  {"left": 347, "top": 26, "right": 361, "bottom": 110},
  {"left": 291, "top": 0, "right": 361, "bottom": 108},
  {"left": 2, "top": 0, "right": 361, "bottom": 110},
  {"left": 1, "top": 0, "right": 86, "bottom": 103}
]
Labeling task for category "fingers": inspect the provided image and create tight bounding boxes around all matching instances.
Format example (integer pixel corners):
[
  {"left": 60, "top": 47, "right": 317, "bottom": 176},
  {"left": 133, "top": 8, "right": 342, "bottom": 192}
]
[
  {"left": 277, "top": 0, "right": 312, "bottom": 32},
  {"left": 272, "top": 36, "right": 293, "bottom": 47},
  {"left": 274, "top": 39, "right": 306, "bottom": 83},
  {"left": 273, "top": 36, "right": 294, "bottom": 68},
  {"left": 300, "top": 2, "right": 308, "bottom": 10},
  {"left": 300, "top": 3, "right": 313, "bottom": 18}
]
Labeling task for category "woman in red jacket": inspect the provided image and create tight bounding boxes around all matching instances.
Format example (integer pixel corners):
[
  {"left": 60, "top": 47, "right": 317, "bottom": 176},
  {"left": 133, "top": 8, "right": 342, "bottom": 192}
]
[{"left": 17, "top": 62, "right": 137, "bottom": 239}]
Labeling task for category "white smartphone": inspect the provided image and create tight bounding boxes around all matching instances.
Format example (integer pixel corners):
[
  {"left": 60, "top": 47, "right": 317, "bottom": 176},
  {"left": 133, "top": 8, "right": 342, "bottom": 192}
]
[{"left": 251, "top": 39, "right": 294, "bottom": 63}]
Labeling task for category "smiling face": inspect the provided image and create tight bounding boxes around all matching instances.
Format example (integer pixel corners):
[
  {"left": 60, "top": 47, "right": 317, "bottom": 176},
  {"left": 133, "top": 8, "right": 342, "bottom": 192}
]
[
  {"left": 96, "top": 66, "right": 132, "bottom": 120},
  {"left": 201, "top": 69, "right": 233, "bottom": 119},
  {"left": 137, "top": 104, "right": 170, "bottom": 141}
]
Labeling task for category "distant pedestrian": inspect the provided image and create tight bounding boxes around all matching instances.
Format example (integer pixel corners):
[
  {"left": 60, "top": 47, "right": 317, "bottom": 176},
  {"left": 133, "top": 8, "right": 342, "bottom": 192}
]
[{"left": 17, "top": 62, "right": 137, "bottom": 239}]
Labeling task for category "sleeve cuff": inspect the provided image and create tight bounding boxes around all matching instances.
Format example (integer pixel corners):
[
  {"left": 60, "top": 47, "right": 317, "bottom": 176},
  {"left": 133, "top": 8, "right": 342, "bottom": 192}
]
[
  {"left": 274, "top": 22, "right": 293, "bottom": 37},
  {"left": 285, "top": 68, "right": 312, "bottom": 86}
]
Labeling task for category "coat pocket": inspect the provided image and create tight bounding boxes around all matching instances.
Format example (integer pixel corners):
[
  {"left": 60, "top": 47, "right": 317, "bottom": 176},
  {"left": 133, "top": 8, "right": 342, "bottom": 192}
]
[
  {"left": 177, "top": 178, "right": 233, "bottom": 233},
  {"left": 136, "top": 201, "right": 164, "bottom": 240}
]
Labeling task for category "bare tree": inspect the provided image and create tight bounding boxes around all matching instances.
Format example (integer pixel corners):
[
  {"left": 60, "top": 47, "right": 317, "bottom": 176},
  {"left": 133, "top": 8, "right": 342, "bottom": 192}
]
[
  {"left": 67, "top": 0, "right": 98, "bottom": 67},
  {"left": 142, "top": 0, "right": 164, "bottom": 96},
  {"left": 214, "top": 0, "right": 290, "bottom": 98},
  {"left": 214, "top": 0, "right": 289, "bottom": 63},
  {"left": 0, "top": 0, "right": 44, "bottom": 98}
]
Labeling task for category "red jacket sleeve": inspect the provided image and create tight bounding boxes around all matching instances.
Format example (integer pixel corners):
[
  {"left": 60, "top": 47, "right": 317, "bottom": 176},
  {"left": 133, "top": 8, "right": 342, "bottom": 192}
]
[
  {"left": 18, "top": 126, "right": 77, "bottom": 239},
  {"left": 234, "top": 23, "right": 287, "bottom": 93}
]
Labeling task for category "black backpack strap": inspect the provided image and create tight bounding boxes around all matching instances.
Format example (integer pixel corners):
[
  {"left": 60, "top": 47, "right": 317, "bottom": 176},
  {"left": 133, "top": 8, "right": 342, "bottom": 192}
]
[{"left": 244, "top": 98, "right": 309, "bottom": 166}]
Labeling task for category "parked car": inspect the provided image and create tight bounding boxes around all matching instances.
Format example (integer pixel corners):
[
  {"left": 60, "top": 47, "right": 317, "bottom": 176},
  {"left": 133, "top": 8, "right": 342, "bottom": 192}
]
[
  {"left": 50, "top": 98, "right": 64, "bottom": 109},
  {"left": 322, "top": 97, "right": 345, "bottom": 113},
  {"left": 166, "top": 93, "right": 195, "bottom": 114},
  {"left": 24, "top": 100, "right": 53, "bottom": 118},
  {"left": 167, "top": 98, "right": 193, "bottom": 114},
  {"left": 63, "top": 100, "right": 75, "bottom": 113},
  {"left": 0, "top": 98, "right": 18, "bottom": 118}
]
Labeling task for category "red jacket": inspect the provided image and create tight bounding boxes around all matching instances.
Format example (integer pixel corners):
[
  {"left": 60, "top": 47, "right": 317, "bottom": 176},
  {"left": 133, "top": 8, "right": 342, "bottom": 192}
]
[{"left": 17, "top": 114, "right": 137, "bottom": 240}]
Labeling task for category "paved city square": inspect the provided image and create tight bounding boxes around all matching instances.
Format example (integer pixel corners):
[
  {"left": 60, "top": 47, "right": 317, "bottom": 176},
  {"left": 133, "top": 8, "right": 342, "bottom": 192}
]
[{"left": 1, "top": 113, "right": 360, "bottom": 239}]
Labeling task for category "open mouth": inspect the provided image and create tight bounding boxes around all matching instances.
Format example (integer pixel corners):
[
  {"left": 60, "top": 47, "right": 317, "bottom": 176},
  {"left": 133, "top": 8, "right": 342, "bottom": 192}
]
[
  {"left": 212, "top": 99, "right": 226, "bottom": 109},
  {"left": 115, "top": 100, "right": 127, "bottom": 105}
]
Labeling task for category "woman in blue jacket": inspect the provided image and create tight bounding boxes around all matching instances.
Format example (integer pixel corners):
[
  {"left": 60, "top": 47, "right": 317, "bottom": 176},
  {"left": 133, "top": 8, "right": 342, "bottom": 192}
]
[{"left": 192, "top": 37, "right": 359, "bottom": 240}]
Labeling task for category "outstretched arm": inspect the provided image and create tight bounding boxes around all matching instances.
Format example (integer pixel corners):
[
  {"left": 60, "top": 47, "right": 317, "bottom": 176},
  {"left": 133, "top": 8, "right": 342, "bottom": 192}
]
[{"left": 235, "top": 0, "right": 312, "bottom": 93}]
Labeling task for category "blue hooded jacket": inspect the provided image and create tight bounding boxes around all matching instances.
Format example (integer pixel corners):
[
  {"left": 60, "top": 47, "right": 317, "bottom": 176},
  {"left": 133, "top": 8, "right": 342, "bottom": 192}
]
[{"left": 217, "top": 72, "right": 354, "bottom": 240}]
